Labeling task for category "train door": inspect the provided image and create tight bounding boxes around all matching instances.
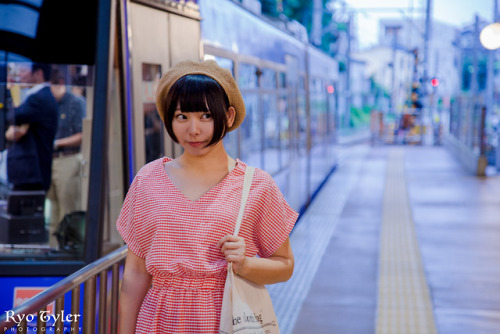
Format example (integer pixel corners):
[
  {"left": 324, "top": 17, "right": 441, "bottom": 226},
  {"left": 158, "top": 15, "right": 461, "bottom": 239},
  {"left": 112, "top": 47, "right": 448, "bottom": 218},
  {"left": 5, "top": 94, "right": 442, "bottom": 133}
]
[
  {"left": 285, "top": 55, "right": 299, "bottom": 158},
  {"left": 284, "top": 55, "right": 307, "bottom": 210},
  {"left": 127, "top": 1, "right": 201, "bottom": 173}
]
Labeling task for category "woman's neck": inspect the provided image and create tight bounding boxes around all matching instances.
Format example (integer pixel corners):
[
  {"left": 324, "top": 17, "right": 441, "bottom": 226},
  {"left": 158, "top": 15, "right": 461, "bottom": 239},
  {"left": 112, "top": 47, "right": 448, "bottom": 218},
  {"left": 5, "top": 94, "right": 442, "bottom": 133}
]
[{"left": 177, "top": 142, "right": 231, "bottom": 173}]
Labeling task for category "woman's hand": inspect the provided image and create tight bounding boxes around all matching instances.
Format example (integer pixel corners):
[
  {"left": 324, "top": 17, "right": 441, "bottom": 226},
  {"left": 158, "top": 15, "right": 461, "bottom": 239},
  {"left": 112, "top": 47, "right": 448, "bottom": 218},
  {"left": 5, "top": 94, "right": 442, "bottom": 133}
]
[
  {"left": 217, "top": 235, "right": 247, "bottom": 275},
  {"left": 218, "top": 236, "right": 294, "bottom": 285}
]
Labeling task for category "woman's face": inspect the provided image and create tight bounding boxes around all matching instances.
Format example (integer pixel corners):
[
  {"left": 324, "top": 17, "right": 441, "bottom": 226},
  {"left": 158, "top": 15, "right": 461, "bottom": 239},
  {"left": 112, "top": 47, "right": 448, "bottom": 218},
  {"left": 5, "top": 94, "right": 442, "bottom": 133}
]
[{"left": 172, "top": 106, "right": 217, "bottom": 156}]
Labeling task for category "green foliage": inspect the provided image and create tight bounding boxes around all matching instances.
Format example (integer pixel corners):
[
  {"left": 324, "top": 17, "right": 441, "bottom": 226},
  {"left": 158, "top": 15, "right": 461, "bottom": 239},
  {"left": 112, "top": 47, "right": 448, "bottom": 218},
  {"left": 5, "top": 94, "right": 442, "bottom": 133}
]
[
  {"left": 349, "top": 105, "right": 372, "bottom": 128},
  {"left": 282, "top": 0, "right": 312, "bottom": 24},
  {"left": 320, "top": 29, "right": 337, "bottom": 55},
  {"left": 279, "top": 0, "right": 339, "bottom": 55},
  {"left": 335, "top": 22, "right": 347, "bottom": 32},
  {"left": 369, "top": 77, "right": 389, "bottom": 98},
  {"left": 260, "top": 0, "right": 280, "bottom": 17},
  {"left": 367, "top": 77, "right": 390, "bottom": 111},
  {"left": 338, "top": 60, "right": 346, "bottom": 72}
]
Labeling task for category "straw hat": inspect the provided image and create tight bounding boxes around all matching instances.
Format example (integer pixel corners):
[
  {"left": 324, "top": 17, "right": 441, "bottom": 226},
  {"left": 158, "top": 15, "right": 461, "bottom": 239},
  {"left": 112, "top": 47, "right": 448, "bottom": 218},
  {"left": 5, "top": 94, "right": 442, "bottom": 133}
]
[{"left": 156, "top": 60, "right": 245, "bottom": 132}]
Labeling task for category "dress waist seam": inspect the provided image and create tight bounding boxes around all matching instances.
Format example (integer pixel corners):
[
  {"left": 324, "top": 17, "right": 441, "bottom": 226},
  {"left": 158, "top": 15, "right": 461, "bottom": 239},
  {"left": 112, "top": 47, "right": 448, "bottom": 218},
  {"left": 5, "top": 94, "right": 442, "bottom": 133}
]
[{"left": 151, "top": 274, "right": 225, "bottom": 290}]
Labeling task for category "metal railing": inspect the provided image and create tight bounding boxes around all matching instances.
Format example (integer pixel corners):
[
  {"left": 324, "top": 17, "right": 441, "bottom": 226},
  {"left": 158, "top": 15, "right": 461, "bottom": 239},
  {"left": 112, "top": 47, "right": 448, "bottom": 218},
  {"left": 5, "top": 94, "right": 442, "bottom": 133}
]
[{"left": 0, "top": 245, "right": 128, "bottom": 334}]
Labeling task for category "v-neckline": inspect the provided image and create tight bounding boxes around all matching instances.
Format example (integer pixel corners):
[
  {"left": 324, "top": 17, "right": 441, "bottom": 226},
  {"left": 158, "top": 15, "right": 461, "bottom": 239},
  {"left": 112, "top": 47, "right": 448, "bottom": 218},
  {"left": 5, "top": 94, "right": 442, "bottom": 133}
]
[{"left": 161, "top": 158, "right": 240, "bottom": 204}]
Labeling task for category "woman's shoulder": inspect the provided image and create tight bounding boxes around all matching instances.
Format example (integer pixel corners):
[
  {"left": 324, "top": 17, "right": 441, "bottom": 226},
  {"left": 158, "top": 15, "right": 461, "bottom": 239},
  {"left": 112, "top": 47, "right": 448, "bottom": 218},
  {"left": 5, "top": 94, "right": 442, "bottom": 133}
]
[
  {"left": 134, "top": 157, "right": 170, "bottom": 183},
  {"left": 237, "top": 161, "right": 276, "bottom": 191}
]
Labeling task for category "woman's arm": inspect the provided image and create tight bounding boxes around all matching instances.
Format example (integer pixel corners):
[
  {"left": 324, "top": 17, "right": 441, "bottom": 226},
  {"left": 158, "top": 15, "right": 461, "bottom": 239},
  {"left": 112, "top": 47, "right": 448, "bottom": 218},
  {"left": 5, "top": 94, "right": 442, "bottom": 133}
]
[
  {"left": 218, "top": 236, "right": 294, "bottom": 285},
  {"left": 119, "top": 249, "right": 152, "bottom": 334}
]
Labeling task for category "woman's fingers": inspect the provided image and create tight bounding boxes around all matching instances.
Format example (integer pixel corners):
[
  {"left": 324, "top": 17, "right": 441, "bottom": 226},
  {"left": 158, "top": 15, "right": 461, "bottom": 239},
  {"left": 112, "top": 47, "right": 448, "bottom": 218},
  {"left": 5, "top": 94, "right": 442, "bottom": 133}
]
[
  {"left": 218, "top": 235, "right": 246, "bottom": 261},
  {"left": 217, "top": 234, "right": 238, "bottom": 249}
]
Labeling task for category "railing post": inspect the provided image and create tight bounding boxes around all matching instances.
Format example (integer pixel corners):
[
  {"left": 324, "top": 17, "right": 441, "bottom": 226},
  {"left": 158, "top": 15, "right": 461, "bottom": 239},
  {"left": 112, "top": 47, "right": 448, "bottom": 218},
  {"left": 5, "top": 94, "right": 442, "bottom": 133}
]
[
  {"left": 17, "top": 318, "right": 27, "bottom": 333},
  {"left": 55, "top": 296, "right": 64, "bottom": 332},
  {"left": 37, "top": 307, "right": 46, "bottom": 332},
  {"left": 110, "top": 262, "right": 120, "bottom": 334},
  {"left": 99, "top": 270, "right": 107, "bottom": 334},
  {"left": 71, "top": 285, "right": 81, "bottom": 333},
  {"left": 84, "top": 275, "right": 97, "bottom": 334}
]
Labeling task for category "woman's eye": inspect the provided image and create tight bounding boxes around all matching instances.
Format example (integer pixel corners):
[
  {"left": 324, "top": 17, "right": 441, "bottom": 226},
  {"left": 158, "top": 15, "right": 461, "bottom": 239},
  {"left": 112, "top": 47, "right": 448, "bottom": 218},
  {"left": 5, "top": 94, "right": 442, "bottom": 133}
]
[
  {"left": 202, "top": 113, "right": 212, "bottom": 119},
  {"left": 175, "top": 114, "right": 187, "bottom": 120}
]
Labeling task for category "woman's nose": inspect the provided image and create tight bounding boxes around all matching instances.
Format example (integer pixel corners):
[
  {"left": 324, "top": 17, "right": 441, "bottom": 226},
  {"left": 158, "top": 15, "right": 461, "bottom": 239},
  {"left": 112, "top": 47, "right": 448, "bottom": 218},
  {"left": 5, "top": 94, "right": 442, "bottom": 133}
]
[{"left": 188, "top": 119, "right": 201, "bottom": 135}]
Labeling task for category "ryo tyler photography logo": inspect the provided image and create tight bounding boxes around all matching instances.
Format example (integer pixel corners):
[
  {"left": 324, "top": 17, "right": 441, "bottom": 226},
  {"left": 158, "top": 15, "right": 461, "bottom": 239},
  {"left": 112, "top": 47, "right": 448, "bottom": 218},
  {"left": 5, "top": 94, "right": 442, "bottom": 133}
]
[{"left": 3, "top": 310, "right": 82, "bottom": 332}]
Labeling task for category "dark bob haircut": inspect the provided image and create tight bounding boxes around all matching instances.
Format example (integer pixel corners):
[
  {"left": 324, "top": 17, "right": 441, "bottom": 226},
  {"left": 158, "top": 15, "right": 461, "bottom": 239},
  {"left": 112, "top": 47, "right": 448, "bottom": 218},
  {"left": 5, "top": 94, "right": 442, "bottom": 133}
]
[{"left": 161, "top": 74, "right": 230, "bottom": 147}]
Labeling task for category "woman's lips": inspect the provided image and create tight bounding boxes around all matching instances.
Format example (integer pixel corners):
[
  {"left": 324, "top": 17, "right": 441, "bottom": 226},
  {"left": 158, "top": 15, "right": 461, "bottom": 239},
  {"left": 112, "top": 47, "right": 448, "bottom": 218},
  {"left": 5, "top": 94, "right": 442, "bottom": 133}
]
[{"left": 188, "top": 141, "right": 204, "bottom": 147}]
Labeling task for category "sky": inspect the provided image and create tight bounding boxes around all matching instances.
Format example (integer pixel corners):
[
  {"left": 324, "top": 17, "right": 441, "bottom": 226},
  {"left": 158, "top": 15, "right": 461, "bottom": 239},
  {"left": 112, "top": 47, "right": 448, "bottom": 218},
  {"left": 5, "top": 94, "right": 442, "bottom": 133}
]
[{"left": 343, "top": 0, "right": 493, "bottom": 48}]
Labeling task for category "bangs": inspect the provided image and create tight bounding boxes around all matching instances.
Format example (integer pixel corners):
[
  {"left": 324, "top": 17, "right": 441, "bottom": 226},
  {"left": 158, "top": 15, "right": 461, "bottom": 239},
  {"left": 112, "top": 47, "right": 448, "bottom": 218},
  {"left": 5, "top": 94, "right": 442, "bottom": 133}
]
[{"left": 176, "top": 76, "right": 211, "bottom": 112}]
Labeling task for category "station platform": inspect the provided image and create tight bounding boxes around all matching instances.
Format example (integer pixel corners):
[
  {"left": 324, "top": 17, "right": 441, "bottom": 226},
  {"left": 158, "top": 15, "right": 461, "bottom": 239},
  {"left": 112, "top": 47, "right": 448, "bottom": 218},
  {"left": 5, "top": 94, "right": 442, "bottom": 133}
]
[{"left": 268, "top": 144, "right": 500, "bottom": 334}]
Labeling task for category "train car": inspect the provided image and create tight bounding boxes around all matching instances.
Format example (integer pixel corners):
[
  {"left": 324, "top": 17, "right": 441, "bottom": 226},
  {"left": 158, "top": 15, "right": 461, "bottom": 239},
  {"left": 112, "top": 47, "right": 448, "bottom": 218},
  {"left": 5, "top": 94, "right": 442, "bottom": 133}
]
[
  {"left": 0, "top": 0, "right": 339, "bottom": 314},
  {"left": 200, "top": 0, "right": 338, "bottom": 211}
]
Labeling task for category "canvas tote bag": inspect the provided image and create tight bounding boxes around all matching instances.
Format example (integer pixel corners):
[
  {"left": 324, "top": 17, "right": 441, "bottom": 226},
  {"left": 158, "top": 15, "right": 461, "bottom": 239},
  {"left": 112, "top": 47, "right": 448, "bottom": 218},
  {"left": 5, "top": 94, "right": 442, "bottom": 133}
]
[{"left": 219, "top": 166, "right": 280, "bottom": 334}]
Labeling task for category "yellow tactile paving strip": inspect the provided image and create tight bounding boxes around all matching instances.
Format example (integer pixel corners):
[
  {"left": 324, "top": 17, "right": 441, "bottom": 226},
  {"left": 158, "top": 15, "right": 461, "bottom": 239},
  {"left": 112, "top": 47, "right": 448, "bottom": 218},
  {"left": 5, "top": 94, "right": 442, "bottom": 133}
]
[{"left": 376, "top": 148, "right": 438, "bottom": 334}]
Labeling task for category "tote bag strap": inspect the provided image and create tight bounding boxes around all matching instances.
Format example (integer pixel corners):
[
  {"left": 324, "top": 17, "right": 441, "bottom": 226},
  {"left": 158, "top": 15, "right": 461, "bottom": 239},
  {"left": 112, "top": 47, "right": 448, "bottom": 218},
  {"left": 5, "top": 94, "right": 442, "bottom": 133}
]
[{"left": 233, "top": 166, "right": 255, "bottom": 237}]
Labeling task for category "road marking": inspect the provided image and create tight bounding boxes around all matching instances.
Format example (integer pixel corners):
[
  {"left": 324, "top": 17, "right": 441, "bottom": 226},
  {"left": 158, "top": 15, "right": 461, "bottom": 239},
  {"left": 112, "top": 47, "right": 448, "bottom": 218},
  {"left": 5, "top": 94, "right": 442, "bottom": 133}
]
[{"left": 376, "top": 148, "right": 437, "bottom": 334}]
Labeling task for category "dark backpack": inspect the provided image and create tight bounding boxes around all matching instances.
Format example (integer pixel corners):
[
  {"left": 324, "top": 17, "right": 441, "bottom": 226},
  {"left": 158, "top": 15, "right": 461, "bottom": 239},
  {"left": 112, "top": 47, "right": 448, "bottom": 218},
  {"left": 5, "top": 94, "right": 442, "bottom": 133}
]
[{"left": 54, "top": 211, "right": 86, "bottom": 253}]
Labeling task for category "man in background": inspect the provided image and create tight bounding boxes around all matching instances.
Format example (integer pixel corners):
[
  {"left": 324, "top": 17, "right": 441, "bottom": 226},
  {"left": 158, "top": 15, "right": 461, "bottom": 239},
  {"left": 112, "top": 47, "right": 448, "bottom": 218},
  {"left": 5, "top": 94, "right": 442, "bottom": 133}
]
[
  {"left": 3, "top": 63, "right": 58, "bottom": 191},
  {"left": 47, "top": 68, "right": 86, "bottom": 247}
]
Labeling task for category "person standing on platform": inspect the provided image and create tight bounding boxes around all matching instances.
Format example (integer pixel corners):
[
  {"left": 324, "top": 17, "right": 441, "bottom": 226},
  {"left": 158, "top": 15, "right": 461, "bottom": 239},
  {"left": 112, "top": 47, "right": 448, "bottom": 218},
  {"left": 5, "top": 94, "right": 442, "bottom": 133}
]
[
  {"left": 117, "top": 60, "right": 298, "bottom": 333},
  {"left": 1, "top": 63, "right": 58, "bottom": 191},
  {"left": 47, "top": 68, "right": 86, "bottom": 247}
]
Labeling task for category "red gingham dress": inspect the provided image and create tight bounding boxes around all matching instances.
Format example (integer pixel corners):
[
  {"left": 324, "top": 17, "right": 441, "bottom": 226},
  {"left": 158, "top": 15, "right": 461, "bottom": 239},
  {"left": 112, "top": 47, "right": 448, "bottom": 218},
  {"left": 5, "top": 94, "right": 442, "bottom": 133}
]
[{"left": 117, "top": 157, "right": 298, "bottom": 333}]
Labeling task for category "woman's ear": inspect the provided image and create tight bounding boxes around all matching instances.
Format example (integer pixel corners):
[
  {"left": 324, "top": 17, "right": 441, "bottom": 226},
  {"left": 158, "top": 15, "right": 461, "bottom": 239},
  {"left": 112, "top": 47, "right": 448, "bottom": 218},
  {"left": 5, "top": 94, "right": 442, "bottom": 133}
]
[{"left": 226, "top": 106, "right": 236, "bottom": 128}]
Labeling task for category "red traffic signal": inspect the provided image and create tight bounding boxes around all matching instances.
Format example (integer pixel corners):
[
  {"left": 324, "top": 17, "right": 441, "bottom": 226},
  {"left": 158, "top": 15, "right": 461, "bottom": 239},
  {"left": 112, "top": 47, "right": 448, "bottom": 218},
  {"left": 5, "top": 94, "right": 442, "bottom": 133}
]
[{"left": 431, "top": 78, "right": 439, "bottom": 87}]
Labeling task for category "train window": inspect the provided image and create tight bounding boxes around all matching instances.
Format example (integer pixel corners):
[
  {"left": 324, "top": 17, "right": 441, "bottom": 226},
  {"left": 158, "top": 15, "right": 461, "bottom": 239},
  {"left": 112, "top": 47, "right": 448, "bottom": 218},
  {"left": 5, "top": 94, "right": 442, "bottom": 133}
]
[
  {"left": 239, "top": 94, "right": 262, "bottom": 169},
  {"left": 142, "top": 63, "right": 164, "bottom": 164},
  {"left": 260, "top": 68, "right": 276, "bottom": 89},
  {"left": 204, "top": 55, "right": 234, "bottom": 76},
  {"left": 262, "top": 94, "right": 279, "bottom": 174},
  {"left": 327, "top": 83, "right": 336, "bottom": 137},
  {"left": 310, "top": 79, "right": 328, "bottom": 147},
  {"left": 297, "top": 77, "right": 307, "bottom": 153},
  {"left": 203, "top": 55, "right": 239, "bottom": 158},
  {"left": 0, "top": 62, "right": 93, "bottom": 261},
  {"left": 278, "top": 94, "right": 290, "bottom": 168},
  {"left": 238, "top": 63, "right": 258, "bottom": 89},
  {"left": 278, "top": 72, "right": 286, "bottom": 89}
]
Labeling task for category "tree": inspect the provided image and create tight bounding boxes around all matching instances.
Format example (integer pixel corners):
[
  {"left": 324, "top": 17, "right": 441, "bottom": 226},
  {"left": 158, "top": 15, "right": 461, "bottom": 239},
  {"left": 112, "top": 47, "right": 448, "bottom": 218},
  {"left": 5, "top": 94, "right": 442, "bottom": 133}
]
[
  {"left": 260, "top": 0, "right": 280, "bottom": 17},
  {"left": 260, "top": 0, "right": 341, "bottom": 56}
]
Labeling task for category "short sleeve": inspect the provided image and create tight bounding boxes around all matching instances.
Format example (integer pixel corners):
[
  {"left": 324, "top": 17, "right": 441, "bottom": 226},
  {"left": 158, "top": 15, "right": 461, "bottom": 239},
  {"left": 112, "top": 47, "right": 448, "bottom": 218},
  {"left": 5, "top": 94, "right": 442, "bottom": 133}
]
[
  {"left": 116, "top": 176, "right": 146, "bottom": 258},
  {"left": 70, "top": 96, "right": 85, "bottom": 133},
  {"left": 253, "top": 171, "right": 298, "bottom": 258}
]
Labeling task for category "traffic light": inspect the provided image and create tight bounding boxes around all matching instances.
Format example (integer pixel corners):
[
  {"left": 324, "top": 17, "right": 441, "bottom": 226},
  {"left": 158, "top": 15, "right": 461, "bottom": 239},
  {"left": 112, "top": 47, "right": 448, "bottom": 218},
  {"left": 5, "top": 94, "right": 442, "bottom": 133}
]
[{"left": 431, "top": 78, "right": 439, "bottom": 87}]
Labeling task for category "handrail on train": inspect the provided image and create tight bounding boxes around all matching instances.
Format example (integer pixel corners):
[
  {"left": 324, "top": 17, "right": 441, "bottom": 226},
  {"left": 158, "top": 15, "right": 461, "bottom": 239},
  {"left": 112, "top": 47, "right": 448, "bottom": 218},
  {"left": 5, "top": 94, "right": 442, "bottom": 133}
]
[{"left": 0, "top": 245, "right": 128, "bottom": 334}]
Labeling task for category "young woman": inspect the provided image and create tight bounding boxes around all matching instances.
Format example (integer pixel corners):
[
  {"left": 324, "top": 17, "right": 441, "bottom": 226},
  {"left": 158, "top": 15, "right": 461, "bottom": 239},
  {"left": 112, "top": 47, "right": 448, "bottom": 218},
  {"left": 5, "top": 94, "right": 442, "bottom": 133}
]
[{"left": 117, "top": 60, "right": 298, "bottom": 333}]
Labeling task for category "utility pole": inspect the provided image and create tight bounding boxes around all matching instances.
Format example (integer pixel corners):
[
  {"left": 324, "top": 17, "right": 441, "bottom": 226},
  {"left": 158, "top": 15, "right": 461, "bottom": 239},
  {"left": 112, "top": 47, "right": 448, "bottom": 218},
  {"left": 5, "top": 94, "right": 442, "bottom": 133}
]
[
  {"left": 423, "top": 0, "right": 432, "bottom": 105},
  {"left": 311, "top": 0, "right": 322, "bottom": 46},
  {"left": 389, "top": 26, "right": 401, "bottom": 113},
  {"left": 487, "top": 10, "right": 495, "bottom": 120},
  {"left": 344, "top": 12, "right": 352, "bottom": 128},
  {"left": 492, "top": 0, "right": 500, "bottom": 171},
  {"left": 471, "top": 15, "right": 480, "bottom": 149}
]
